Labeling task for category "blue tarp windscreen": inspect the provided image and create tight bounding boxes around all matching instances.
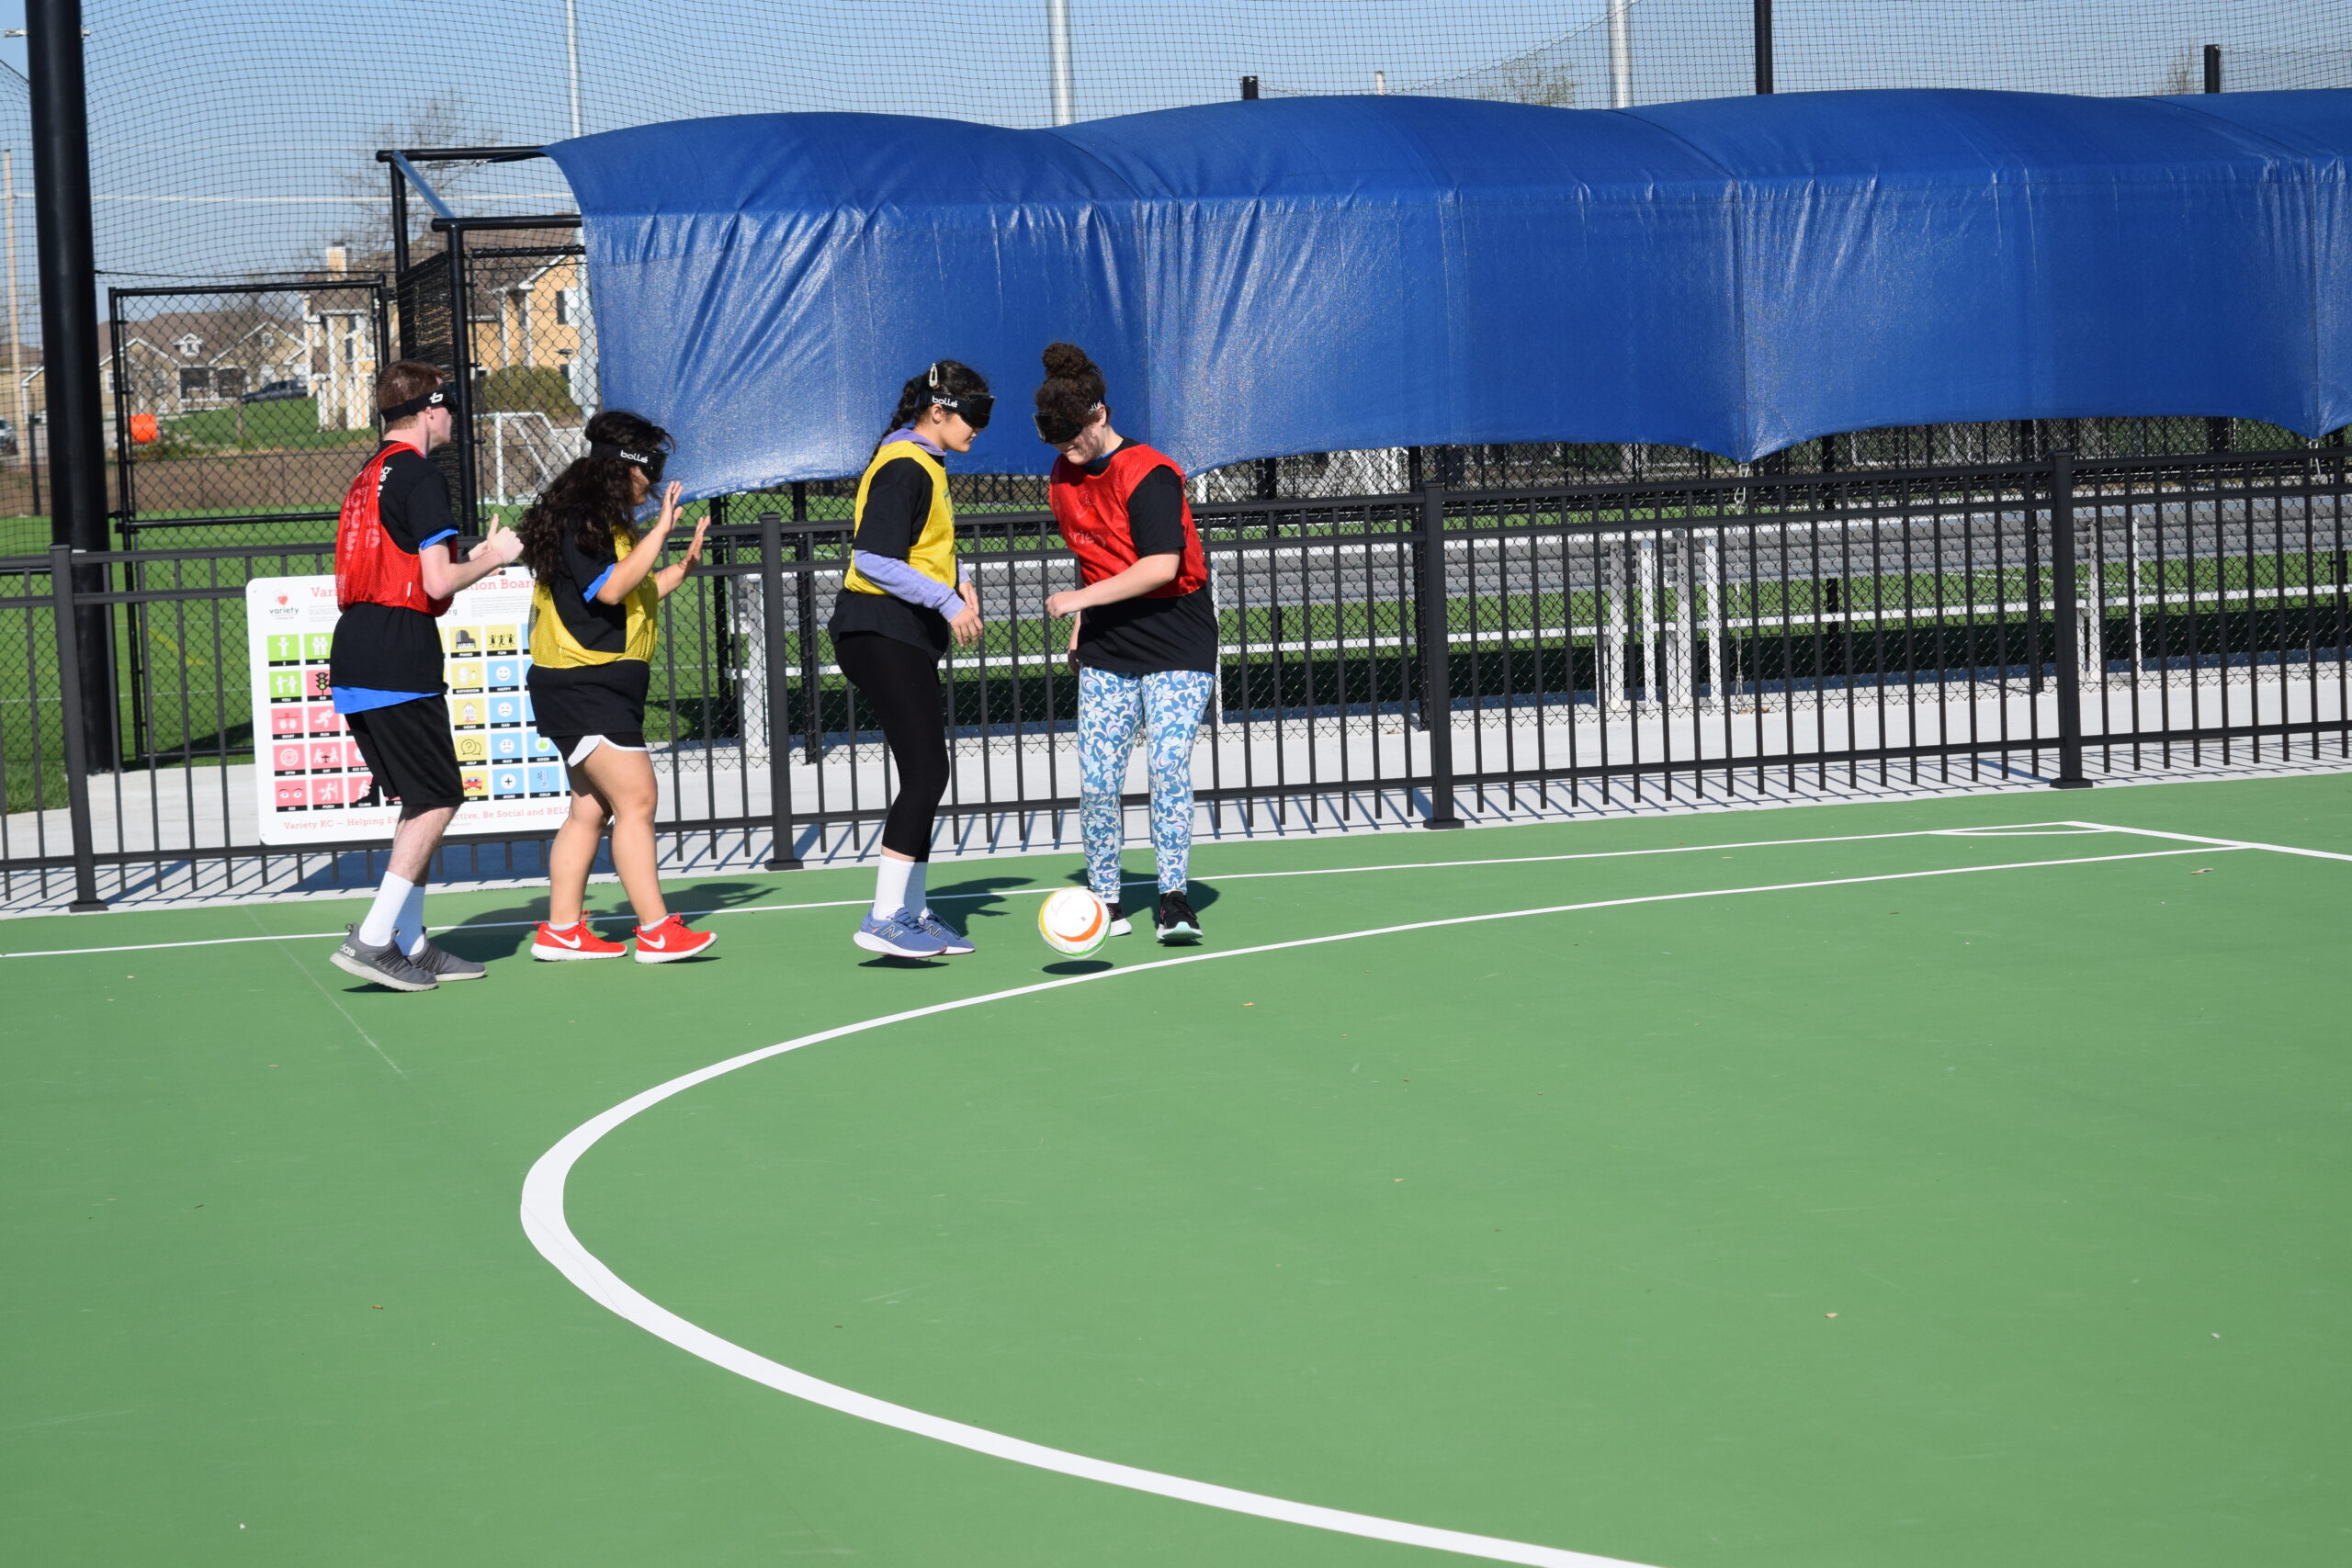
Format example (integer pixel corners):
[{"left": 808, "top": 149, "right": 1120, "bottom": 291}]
[{"left": 543, "top": 88, "right": 2352, "bottom": 495}]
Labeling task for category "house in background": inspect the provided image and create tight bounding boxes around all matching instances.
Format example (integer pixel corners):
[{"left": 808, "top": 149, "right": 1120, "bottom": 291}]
[
  {"left": 110, "top": 309, "right": 311, "bottom": 418},
  {"left": 472, "top": 253, "right": 597, "bottom": 419},
  {"left": 305, "top": 265, "right": 379, "bottom": 431}
]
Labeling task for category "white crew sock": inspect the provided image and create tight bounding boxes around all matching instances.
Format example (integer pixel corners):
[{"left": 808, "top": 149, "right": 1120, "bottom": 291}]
[
  {"left": 906, "top": 861, "right": 929, "bottom": 919},
  {"left": 357, "top": 873, "right": 414, "bottom": 948},
  {"left": 872, "top": 857, "right": 914, "bottom": 920},
  {"left": 396, "top": 881, "right": 430, "bottom": 955}
]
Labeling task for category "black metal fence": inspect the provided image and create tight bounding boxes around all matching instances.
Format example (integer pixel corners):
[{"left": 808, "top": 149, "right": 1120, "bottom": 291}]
[{"left": 5, "top": 444, "right": 2346, "bottom": 910}]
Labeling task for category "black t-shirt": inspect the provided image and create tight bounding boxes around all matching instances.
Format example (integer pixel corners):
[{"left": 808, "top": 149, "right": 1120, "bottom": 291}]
[
  {"left": 546, "top": 522, "right": 632, "bottom": 657},
  {"left": 329, "top": 443, "right": 460, "bottom": 695},
  {"left": 830, "top": 454, "right": 951, "bottom": 657},
  {"left": 1075, "top": 448, "right": 1217, "bottom": 676}
]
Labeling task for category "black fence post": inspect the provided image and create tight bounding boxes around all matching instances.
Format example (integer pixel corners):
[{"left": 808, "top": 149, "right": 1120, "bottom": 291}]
[
  {"left": 443, "top": 224, "right": 482, "bottom": 529},
  {"left": 1754, "top": 0, "right": 1774, "bottom": 94},
  {"left": 1240, "top": 75, "right": 1259, "bottom": 101},
  {"left": 48, "top": 543, "right": 107, "bottom": 909},
  {"left": 30, "top": 0, "right": 117, "bottom": 770},
  {"left": 2047, "top": 449, "right": 2093, "bottom": 790},
  {"left": 792, "top": 481, "right": 821, "bottom": 759},
  {"left": 2203, "top": 44, "right": 2222, "bottom": 95},
  {"left": 759, "top": 508, "right": 804, "bottom": 869},
  {"left": 1416, "top": 483, "right": 1464, "bottom": 829}
]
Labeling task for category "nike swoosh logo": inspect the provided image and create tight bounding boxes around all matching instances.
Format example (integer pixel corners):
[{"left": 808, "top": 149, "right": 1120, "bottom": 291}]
[{"left": 546, "top": 929, "right": 583, "bottom": 948}]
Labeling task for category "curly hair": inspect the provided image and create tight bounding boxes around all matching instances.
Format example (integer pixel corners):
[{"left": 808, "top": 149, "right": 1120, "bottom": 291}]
[
  {"left": 516, "top": 410, "right": 671, "bottom": 585},
  {"left": 1032, "top": 341, "right": 1105, "bottom": 446},
  {"left": 880, "top": 358, "right": 989, "bottom": 449}
]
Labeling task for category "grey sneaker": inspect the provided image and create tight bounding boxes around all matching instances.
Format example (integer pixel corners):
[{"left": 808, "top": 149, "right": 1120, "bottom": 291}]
[
  {"left": 330, "top": 926, "right": 438, "bottom": 992},
  {"left": 404, "top": 937, "right": 486, "bottom": 982},
  {"left": 914, "top": 908, "right": 975, "bottom": 954},
  {"left": 854, "top": 907, "right": 949, "bottom": 958}
]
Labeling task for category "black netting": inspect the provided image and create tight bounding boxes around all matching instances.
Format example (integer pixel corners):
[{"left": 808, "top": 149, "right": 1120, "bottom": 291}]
[{"left": 0, "top": 2, "right": 2328, "bottom": 541}]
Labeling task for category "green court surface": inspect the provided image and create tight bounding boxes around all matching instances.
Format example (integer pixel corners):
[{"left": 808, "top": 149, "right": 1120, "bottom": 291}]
[{"left": 5, "top": 775, "right": 2347, "bottom": 1567}]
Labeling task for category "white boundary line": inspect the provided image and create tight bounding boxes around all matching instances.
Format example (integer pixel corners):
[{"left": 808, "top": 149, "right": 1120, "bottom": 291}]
[
  {"left": 2060, "top": 820, "right": 2352, "bottom": 863},
  {"left": 519, "top": 841, "right": 2247, "bottom": 1568},
  {"left": 0, "top": 823, "right": 2098, "bottom": 961}
]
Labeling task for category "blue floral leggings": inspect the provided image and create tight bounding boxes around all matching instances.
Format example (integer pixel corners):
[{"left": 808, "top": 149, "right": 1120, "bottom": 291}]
[{"left": 1078, "top": 666, "right": 1216, "bottom": 903}]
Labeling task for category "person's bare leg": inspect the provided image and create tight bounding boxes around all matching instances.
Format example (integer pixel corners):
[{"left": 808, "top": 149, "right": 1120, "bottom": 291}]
[
  {"left": 385, "top": 805, "right": 455, "bottom": 882},
  {"left": 547, "top": 784, "right": 610, "bottom": 928},
  {"left": 573, "top": 746, "right": 665, "bottom": 925},
  {"left": 353, "top": 804, "right": 454, "bottom": 950}
]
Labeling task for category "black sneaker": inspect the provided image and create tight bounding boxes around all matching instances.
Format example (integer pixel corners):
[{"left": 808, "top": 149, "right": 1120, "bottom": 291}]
[
  {"left": 1155, "top": 891, "right": 1202, "bottom": 946},
  {"left": 330, "top": 926, "right": 439, "bottom": 992},
  {"left": 1103, "top": 900, "right": 1132, "bottom": 937}
]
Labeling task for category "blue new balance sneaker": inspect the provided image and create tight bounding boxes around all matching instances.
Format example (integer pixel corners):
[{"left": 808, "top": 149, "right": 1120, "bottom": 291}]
[
  {"left": 913, "top": 908, "right": 976, "bottom": 955},
  {"left": 854, "top": 907, "right": 949, "bottom": 958}
]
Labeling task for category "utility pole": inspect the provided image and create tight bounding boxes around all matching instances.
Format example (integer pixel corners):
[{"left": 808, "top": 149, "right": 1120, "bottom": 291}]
[
  {"left": 1754, "top": 0, "right": 1774, "bottom": 95},
  {"left": 1047, "top": 0, "right": 1075, "bottom": 126},
  {"left": 1609, "top": 0, "right": 1633, "bottom": 108},
  {"left": 564, "top": 0, "right": 582, "bottom": 137},
  {"left": 29, "top": 0, "right": 115, "bottom": 766}
]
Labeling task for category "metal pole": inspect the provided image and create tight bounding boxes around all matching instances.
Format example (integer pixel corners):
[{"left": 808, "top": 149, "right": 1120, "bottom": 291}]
[
  {"left": 388, "top": 160, "right": 411, "bottom": 286},
  {"left": 1754, "top": 0, "right": 1774, "bottom": 95},
  {"left": 29, "top": 0, "right": 115, "bottom": 767},
  {"left": 2203, "top": 43, "right": 2222, "bottom": 94},
  {"left": 1046, "top": 0, "right": 1076, "bottom": 126},
  {"left": 791, "top": 481, "right": 820, "bottom": 760},
  {"left": 444, "top": 224, "right": 480, "bottom": 528},
  {"left": 760, "top": 508, "right": 804, "bottom": 869},
  {"left": 1608, "top": 0, "right": 1634, "bottom": 108},
  {"left": 48, "top": 543, "right": 107, "bottom": 909},
  {"left": 24, "top": 367, "right": 40, "bottom": 513},
  {"left": 1416, "top": 483, "right": 1464, "bottom": 829},
  {"left": 5, "top": 149, "right": 22, "bottom": 497},
  {"left": 564, "top": 0, "right": 583, "bottom": 138},
  {"left": 2047, "top": 449, "right": 2093, "bottom": 789},
  {"left": 1240, "top": 75, "right": 1259, "bottom": 101}
]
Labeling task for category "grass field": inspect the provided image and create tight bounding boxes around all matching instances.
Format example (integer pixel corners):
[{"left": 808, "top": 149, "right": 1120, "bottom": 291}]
[
  {"left": 4, "top": 773, "right": 2346, "bottom": 1568},
  {"left": 154, "top": 398, "right": 380, "bottom": 456}
]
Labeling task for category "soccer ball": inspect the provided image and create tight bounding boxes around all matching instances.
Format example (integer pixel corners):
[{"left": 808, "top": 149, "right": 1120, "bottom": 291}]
[{"left": 1038, "top": 886, "right": 1111, "bottom": 958}]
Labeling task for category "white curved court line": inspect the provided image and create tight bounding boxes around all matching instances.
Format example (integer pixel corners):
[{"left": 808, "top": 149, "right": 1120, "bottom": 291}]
[
  {"left": 0, "top": 822, "right": 2086, "bottom": 960},
  {"left": 521, "top": 841, "right": 2233, "bottom": 1568}
]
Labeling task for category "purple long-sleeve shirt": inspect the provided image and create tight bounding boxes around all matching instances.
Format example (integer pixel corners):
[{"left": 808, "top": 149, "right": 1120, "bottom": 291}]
[{"left": 854, "top": 426, "right": 968, "bottom": 614}]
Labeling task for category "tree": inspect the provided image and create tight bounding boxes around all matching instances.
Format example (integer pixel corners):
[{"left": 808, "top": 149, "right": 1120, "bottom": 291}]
[
  {"left": 1490, "top": 57, "right": 1577, "bottom": 109},
  {"left": 331, "top": 92, "right": 508, "bottom": 275}
]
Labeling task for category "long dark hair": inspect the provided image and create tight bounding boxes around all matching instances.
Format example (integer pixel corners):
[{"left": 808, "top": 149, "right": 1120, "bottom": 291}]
[
  {"left": 880, "top": 358, "right": 989, "bottom": 450},
  {"left": 1033, "top": 341, "right": 1105, "bottom": 445},
  {"left": 517, "top": 410, "right": 671, "bottom": 583}
]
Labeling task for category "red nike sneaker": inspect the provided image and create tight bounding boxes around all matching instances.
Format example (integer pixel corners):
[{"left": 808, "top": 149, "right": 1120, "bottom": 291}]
[
  {"left": 633, "top": 914, "right": 717, "bottom": 964},
  {"left": 531, "top": 919, "right": 628, "bottom": 961}
]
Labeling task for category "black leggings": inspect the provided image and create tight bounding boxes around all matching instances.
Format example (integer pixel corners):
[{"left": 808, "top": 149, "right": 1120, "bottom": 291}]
[{"left": 835, "top": 631, "right": 949, "bottom": 860}]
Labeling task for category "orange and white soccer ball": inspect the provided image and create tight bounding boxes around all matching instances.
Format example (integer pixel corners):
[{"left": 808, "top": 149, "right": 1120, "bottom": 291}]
[{"left": 1038, "top": 886, "right": 1111, "bottom": 957}]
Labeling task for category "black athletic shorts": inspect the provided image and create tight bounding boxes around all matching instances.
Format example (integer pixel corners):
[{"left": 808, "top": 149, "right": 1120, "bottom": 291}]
[
  {"left": 543, "top": 731, "right": 648, "bottom": 767},
  {"left": 345, "top": 696, "right": 466, "bottom": 810},
  {"left": 526, "top": 660, "right": 649, "bottom": 740}
]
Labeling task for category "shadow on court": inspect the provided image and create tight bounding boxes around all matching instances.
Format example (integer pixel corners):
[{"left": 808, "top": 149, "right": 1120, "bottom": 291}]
[
  {"left": 924, "top": 874, "right": 1035, "bottom": 926},
  {"left": 429, "top": 878, "right": 774, "bottom": 961}
]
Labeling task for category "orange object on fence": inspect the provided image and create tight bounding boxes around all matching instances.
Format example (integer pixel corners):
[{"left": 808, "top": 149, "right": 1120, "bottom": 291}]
[{"left": 129, "top": 413, "right": 158, "bottom": 445}]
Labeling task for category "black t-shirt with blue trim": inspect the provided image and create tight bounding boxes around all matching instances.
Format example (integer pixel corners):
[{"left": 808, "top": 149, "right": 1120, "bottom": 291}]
[{"left": 329, "top": 444, "right": 459, "bottom": 697}]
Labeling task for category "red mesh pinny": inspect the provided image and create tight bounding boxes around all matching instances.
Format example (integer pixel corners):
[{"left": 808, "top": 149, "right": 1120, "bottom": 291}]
[{"left": 334, "top": 446, "right": 453, "bottom": 615}]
